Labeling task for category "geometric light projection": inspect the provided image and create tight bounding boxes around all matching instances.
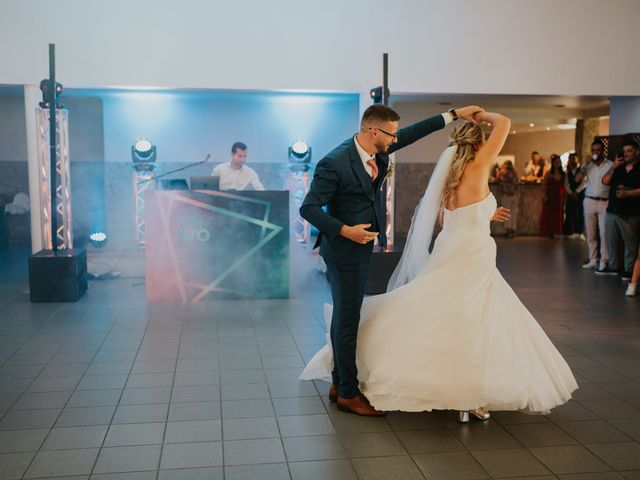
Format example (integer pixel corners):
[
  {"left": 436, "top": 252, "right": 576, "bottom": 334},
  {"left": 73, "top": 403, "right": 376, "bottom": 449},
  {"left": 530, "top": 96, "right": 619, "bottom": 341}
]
[
  {"left": 36, "top": 108, "right": 73, "bottom": 250},
  {"left": 145, "top": 189, "right": 288, "bottom": 302}
]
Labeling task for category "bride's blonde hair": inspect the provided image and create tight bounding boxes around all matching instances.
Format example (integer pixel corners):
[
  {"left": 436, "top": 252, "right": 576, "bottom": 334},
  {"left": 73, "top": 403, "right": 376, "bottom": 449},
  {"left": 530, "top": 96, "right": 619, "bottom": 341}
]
[{"left": 441, "top": 122, "right": 485, "bottom": 209}]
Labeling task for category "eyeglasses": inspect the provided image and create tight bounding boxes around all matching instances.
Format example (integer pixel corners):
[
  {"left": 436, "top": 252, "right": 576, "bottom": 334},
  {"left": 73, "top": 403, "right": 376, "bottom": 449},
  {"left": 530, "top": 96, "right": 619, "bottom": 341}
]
[{"left": 369, "top": 127, "right": 398, "bottom": 140}]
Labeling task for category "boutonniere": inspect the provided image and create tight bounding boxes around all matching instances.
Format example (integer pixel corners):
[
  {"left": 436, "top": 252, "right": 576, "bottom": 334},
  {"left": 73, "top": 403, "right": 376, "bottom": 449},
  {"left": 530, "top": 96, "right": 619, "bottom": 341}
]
[{"left": 380, "top": 162, "right": 395, "bottom": 190}]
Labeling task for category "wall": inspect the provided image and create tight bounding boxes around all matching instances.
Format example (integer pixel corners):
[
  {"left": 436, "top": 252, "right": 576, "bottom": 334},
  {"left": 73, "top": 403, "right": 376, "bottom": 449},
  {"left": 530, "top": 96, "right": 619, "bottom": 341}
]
[
  {"left": 2, "top": 0, "right": 640, "bottom": 96},
  {"left": 610, "top": 97, "right": 640, "bottom": 135}
]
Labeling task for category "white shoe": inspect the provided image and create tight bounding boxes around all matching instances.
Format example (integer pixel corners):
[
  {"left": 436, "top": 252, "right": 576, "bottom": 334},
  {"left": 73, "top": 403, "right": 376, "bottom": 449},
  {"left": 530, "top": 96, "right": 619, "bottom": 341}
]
[
  {"left": 626, "top": 283, "right": 637, "bottom": 297},
  {"left": 582, "top": 261, "right": 598, "bottom": 270}
]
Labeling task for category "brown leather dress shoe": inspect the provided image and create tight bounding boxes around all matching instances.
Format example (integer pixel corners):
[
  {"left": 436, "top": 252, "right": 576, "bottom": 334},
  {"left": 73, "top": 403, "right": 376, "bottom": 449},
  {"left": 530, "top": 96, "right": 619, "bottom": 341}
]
[
  {"left": 329, "top": 384, "right": 338, "bottom": 403},
  {"left": 337, "top": 395, "right": 385, "bottom": 416}
]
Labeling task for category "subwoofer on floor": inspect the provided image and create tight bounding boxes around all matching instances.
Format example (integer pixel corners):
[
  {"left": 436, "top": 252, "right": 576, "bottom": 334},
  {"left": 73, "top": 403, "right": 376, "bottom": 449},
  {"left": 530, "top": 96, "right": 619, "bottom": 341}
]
[{"left": 29, "top": 249, "right": 88, "bottom": 302}]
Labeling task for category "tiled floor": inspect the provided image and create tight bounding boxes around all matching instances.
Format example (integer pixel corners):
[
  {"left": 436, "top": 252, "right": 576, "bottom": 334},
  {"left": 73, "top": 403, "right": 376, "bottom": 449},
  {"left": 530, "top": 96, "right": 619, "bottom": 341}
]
[{"left": 0, "top": 238, "right": 639, "bottom": 480}]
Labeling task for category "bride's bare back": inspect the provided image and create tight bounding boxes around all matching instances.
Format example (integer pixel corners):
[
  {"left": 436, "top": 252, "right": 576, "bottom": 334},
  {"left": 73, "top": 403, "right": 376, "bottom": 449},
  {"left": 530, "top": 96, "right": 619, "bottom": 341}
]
[{"left": 451, "top": 112, "right": 511, "bottom": 210}]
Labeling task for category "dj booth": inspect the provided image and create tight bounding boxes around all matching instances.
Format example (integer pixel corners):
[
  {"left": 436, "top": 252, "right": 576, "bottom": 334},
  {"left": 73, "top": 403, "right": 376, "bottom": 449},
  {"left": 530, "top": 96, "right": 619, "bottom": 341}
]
[{"left": 144, "top": 182, "right": 289, "bottom": 302}]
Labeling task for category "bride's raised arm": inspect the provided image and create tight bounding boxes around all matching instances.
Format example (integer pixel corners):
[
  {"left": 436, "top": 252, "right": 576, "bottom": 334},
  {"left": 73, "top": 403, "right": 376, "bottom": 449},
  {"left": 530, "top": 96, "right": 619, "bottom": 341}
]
[{"left": 474, "top": 112, "right": 511, "bottom": 166}]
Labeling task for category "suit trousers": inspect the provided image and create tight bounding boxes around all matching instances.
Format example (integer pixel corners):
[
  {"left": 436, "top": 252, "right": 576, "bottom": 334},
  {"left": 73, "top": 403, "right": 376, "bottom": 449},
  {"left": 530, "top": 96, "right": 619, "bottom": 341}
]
[
  {"left": 606, "top": 213, "right": 640, "bottom": 273},
  {"left": 584, "top": 197, "right": 608, "bottom": 266},
  {"left": 324, "top": 260, "right": 369, "bottom": 398}
]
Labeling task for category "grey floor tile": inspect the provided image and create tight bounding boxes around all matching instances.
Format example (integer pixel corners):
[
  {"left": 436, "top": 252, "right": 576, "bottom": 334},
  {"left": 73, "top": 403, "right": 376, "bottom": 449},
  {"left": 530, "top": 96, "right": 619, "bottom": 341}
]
[
  {"left": 396, "top": 428, "right": 465, "bottom": 455},
  {"left": 385, "top": 411, "right": 444, "bottom": 430},
  {"left": 160, "top": 441, "right": 222, "bottom": 469},
  {"left": 92, "top": 472, "right": 157, "bottom": 480},
  {"left": 112, "top": 403, "right": 168, "bottom": 424},
  {"left": 42, "top": 425, "right": 108, "bottom": 450},
  {"left": 119, "top": 387, "right": 171, "bottom": 405},
  {"left": 225, "top": 463, "right": 290, "bottom": 480},
  {"left": 104, "top": 422, "right": 165, "bottom": 446},
  {"left": 340, "top": 432, "right": 407, "bottom": 457},
  {"left": 328, "top": 410, "right": 391, "bottom": 434},
  {"left": 413, "top": 451, "right": 489, "bottom": 480},
  {"left": 580, "top": 399, "right": 640, "bottom": 419},
  {"left": 0, "top": 408, "right": 61, "bottom": 430},
  {"left": 471, "top": 448, "right": 551, "bottom": 478},
  {"left": 277, "top": 414, "right": 335, "bottom": 437},
  {"left": 557, "top": 420, "right": 633, "bottom": 444},
  {"left": 288, "top": 459, "right": 357, "bottom": 480},
  {"left": 504, "top": 422, "right": 577, "bottom": 447},
  {"left": 131, "top": 359, "right": 176, "bottom": 374},
  {"left": 0, "top": 428, "right": 49, "bottom": 453},
  {"left": 548, "top": 402, "right": 600, "bottom": 422},
  {"left": 557, "top": 473, "right": 625, "bottom": 479},
  {"left": 492, "top": 411, "right": 550, "bottom": 425},
  {"left": 171, "top": 385, "right": 219, "bottom": 403},
  {"left": 282, "top": 435, "right": 346, "bottom": 462},
  {"left": 0, "top": 451, "right": 36, "bottom": 480},
  {"left": 68, "top": 389, "right": 123, "bottom": 408},
  {"left": 272, "top": 397, "right": 326, "bottom": 416},
  {"left": 453, "top": 422, "right": 522, "bottom": 450},
  {"left": 93, "top": 444, "right": 162, "bottom": 474},
  {"left": 222, "top": 417, "right": 279, "bottom": 440},
  {"left": 168, "top": 401, "right": 220, "bottom": 421},
  {"left": 126, "top": 373, "right": 174, "bottom": 388},
  {"left": 268, "top": 381, "right": 318, "bottom": 398},
  {"left": 173, "top": 371, "right": 219, "bottom": 386},
  {"left": 164, "top": 420, "right": 222, "bottom": 443},
  {"left": 85, "top": 362, "right": 133, "bottom": 376},
  {"left": 586, "top": 442, "right": 640, "bottom": 470},
  {"left": 76, "top": 375, "right": 128, "bottom": 391},
  {"left": 158, "top": 467, "right": 223, "bottom": 480},
  {"left": 224, "top": 438, "right": 286, "bottom": 465},
  {"left": 12, "top": 390, "right": 72, "bottom": 410},
  {"left": 55, "top": 405, "right": 116, "bottom": 427},
  {"left": 351, "top": 456, "right": 425, "bottom": 480},
  {"left": 530, "top": 445, "right": 611, "bottom": 474},
  {"left": 221, "top": 383, "right": 270, "bottom": 401},
  {"left": 220, "top": 369, "right": 265, "bottom": 385},
  {"left": 221, "top": 399, "right": 275, "bottom": 419},
  {"left": 24, "top": 448, "right": 99, "bottom": 478}
]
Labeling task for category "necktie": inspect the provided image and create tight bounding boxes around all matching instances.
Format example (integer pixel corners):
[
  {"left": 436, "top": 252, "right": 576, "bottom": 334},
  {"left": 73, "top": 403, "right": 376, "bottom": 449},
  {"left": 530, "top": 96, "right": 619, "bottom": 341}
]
[{"left": 366, "top": 158, "right": 378, "bottom": 182}]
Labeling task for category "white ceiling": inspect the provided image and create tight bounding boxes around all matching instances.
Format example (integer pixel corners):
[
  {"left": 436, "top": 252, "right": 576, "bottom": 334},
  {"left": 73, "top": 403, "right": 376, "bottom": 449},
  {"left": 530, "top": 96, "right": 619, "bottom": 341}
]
[{"left": 391, "top": 93, "right": 610, "bottom": 134}]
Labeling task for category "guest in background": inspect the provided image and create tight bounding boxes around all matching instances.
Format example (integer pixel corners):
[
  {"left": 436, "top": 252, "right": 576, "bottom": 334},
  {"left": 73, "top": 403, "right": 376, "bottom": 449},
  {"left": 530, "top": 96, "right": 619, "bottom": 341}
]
[
  {"left": 524, "top": 151, "right": 541, "bottom": 176},
  {"left": 626, "top": 243, "right": 640, "bottom": 296},
  {"left": 601, "top": 138, "right": 640, "bottom": 279},
  {"left": 496, "top": 160, "right": 519, "bottom": 238},
  {"left": 540, "top": 154, "right": 566, "bottom": 238},
  {"left": 576, "top": 139, "right": 613, "bottom": 272},
  {"left": 564, "top": 153, "right": 587, "bottom": 238},
  {"left": 536, "top": 156, "right": 548, "bottom": 179},
  {"left": 211, "top": 142, "right": 265, "bottom": 191}
]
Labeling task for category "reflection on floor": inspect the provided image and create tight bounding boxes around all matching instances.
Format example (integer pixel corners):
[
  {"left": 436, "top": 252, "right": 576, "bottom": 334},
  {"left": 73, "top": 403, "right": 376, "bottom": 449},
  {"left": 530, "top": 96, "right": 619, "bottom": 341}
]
[{"left": 0, "top": 238, "right": 639, "bottom": 480}]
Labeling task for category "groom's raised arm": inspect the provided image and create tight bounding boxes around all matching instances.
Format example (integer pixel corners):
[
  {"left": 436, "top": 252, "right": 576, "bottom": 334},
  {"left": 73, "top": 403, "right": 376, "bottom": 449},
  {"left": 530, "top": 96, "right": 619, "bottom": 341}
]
[
  {"left": 299, "top": 159, "right": 343, "bottom": 240},
  {"left": 387, "top": 114, "right": 447, "bottom": 154}
]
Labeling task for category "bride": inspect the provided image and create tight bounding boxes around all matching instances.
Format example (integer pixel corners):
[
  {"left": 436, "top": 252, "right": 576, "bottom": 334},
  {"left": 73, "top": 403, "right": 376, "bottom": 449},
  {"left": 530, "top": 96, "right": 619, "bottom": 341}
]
[{"left": 300, "top": 111, "right": 578, "bottom": 422}]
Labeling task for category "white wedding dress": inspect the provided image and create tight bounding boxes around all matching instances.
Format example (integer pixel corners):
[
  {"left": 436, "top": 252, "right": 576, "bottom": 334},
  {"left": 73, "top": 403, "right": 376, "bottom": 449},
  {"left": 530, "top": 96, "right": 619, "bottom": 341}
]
[{"left": 300, "top": 191, "right": 578, "bottom": 413}]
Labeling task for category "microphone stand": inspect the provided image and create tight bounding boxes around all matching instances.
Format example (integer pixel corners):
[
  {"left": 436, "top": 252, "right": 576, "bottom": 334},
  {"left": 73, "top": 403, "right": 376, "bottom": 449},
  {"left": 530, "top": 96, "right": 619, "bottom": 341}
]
[{"left": 139, "top": 154, "right": 212, "bottom": 185}]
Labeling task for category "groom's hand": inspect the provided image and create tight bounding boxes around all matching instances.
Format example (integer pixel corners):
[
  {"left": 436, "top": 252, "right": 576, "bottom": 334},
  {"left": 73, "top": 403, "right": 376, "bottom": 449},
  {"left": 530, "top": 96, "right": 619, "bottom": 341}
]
[
  {"left": 456, "top": 105, "right": 485, "bottom": 125},
  {"left": 340, "top": 224, "right": 379, "bottom": 244}
]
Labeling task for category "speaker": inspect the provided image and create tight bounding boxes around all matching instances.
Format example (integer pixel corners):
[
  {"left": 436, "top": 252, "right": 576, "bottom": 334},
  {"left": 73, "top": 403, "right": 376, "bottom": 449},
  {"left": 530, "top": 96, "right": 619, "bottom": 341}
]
[
  {"left": 29, "top": 249, "right": 88, "bottom": 302},
  {"left": 365, "top": 250, "right": 402, "bottom": 294}
]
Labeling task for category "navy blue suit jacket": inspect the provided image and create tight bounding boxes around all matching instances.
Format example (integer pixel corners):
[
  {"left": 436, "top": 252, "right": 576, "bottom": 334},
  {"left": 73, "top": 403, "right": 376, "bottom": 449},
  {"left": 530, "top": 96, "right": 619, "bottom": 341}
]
[{"left": 300, "top": 114, "right": 446, "bottom": 264}]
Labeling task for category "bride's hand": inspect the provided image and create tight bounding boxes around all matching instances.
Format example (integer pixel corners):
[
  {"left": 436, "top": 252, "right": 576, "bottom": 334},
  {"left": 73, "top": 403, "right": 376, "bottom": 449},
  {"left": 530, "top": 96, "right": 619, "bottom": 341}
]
[
  {"left": 456, "top": 105, "right": 485, "bottom": 125},
  {"left": 491, "top": 207, "right": 511, "bottom": 223}
]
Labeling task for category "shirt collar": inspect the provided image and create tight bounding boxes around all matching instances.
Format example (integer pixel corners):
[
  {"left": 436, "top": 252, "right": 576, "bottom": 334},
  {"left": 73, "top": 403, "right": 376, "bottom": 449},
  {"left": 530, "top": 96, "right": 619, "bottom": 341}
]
[{"left": 353, "top": 134, "right": 375, "bottom": 163}]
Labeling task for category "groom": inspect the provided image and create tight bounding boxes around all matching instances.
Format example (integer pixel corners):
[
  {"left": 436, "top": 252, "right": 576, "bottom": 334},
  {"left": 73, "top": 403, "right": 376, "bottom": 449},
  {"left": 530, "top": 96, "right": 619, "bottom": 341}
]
[{"left": 300, "top": 104, "right": 483, "bottom": 415}]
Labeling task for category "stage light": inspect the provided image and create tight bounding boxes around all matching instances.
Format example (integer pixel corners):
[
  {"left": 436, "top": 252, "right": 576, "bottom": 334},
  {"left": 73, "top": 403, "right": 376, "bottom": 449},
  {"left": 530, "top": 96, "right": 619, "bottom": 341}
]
[
  {"left": 370, "top": 86, "right": 383, "bottom": 104},
  {"left": 289, "top": 140, "right": 312, "bottom": 167},
  {"left": 132, "top": 138, "right": 156, "bottom": 172},
  {"left": 89, "top": 231, "right": 108, "bottom": 248}
]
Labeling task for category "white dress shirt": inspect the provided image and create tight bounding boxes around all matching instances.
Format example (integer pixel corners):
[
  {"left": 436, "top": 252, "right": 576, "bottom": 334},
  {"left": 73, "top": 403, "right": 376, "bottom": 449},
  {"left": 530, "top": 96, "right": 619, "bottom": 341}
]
[
  {"left": 211, "top": 162, "right": 265, "bottom": 191},
  {"left": 584, "top": 159, "right": 613, "bottom": 198},
  {"left": 354, "top": 113, "right": 453, "bottom": 177}
]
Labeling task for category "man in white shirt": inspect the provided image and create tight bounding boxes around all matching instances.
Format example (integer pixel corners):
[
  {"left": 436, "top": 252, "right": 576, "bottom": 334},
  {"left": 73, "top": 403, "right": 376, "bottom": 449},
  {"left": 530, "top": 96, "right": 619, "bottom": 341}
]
[
  {"left": 211, "top": 142, "right": 265, "bottom": 191},
  {"left": 575, "top": 139, "right": 613, "bottom": 272}
]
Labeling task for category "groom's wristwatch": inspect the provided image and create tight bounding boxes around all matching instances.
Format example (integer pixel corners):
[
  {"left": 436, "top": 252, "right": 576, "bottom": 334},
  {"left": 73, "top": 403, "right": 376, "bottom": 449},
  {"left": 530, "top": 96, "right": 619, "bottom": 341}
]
[{"left": 448, "top": 108, "right": 459, "bottom": 121}]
